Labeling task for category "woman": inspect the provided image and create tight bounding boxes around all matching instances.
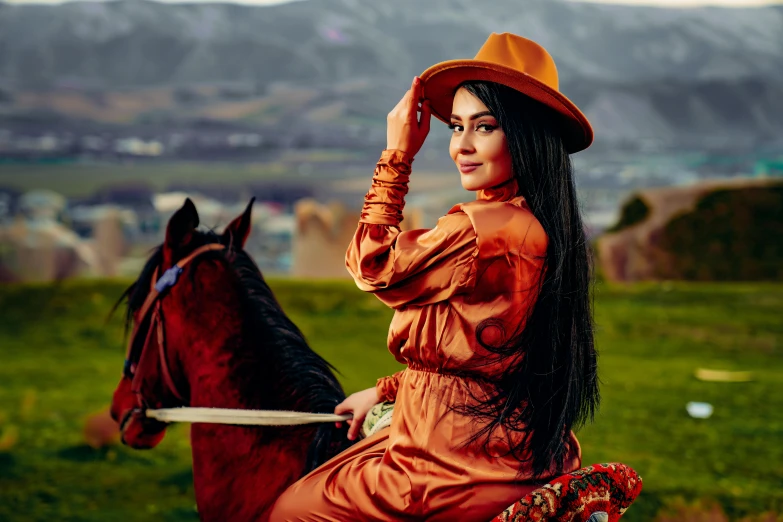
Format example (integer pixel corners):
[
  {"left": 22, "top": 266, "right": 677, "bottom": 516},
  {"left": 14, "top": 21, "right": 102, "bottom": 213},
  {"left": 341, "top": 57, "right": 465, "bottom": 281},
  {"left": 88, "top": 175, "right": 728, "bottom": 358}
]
[{"left": 270, "top": 33, "right": 599, "bottom": 521}]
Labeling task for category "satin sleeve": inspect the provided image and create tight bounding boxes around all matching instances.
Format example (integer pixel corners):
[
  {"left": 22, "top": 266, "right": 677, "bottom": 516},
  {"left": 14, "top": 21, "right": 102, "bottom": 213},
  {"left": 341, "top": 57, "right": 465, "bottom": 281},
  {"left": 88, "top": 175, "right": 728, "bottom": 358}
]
[
  {"left": 345, "top": 150, "right": 478, "bottom": 309},
  {"left": 375, "top": 370, "right": 405, "bottom": 403}
]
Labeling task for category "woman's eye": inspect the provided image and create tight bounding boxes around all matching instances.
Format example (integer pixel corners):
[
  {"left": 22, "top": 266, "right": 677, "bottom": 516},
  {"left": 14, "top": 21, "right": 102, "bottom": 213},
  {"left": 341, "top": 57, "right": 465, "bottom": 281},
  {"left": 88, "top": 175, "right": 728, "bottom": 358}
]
[
  {"left": 448, "top": 123, "right": 464, "bottom": 132},
  {"left": 477, "top": 123, "right": 496, "bottom": 132}
]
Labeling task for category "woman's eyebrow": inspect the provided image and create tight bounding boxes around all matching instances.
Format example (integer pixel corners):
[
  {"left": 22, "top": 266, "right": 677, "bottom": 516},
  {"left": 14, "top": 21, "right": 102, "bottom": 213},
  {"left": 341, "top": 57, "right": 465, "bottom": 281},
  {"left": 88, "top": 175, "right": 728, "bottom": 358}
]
[{"left": 450, "top": 111, "right": 493, "bottom": 121}]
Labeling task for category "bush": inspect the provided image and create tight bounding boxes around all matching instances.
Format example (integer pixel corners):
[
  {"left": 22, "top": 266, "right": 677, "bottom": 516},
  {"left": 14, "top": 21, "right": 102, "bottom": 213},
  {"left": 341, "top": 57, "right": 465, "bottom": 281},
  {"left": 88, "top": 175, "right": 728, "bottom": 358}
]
[
  {"left": 659, "top": 185, "right": 783, "bottom": 280},
  {"left": 606, "top": 196, "right": 650, "bottom": 233}
]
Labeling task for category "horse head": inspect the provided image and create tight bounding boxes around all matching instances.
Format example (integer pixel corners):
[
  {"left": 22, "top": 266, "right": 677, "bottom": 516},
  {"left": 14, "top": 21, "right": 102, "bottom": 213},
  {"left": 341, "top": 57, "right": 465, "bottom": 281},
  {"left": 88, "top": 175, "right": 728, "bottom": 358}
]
[{"left": 110, "top": 197, "right": 255, "bottom": 449}]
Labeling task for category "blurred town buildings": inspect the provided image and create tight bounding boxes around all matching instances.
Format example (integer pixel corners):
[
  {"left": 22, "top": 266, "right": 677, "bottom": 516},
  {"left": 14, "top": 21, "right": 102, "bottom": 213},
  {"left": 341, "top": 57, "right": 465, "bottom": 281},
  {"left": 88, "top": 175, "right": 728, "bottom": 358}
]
[{"left": 0, "top": 185, "right": 433, "bottom": 282}]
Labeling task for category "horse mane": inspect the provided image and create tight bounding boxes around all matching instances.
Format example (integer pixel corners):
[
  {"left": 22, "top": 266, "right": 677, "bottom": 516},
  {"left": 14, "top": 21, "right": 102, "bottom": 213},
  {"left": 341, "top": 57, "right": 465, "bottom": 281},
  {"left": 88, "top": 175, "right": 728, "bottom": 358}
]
[
  {"left": 227, "top": 236, "right": 346, "bottom": 412},
  {"left": 124, "top": 229, "right": 351, "bottom": 472}
]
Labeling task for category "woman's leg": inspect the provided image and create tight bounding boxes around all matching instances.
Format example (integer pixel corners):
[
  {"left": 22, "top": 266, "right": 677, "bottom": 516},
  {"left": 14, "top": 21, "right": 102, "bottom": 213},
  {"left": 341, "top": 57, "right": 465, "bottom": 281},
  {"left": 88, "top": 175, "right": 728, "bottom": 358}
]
[{"left": 269, "top": 429, "right": 415, "bottom": 521}]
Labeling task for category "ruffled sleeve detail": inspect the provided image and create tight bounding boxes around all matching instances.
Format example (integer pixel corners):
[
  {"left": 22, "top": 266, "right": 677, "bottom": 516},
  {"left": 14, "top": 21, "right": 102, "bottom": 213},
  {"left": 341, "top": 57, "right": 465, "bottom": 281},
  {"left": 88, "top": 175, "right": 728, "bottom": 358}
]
[
  {"left": 359, "top": 149, "right": 412, "bottom": 226},
  {"left": 345, "top": 150, "right": 479, "bottom": 309}
]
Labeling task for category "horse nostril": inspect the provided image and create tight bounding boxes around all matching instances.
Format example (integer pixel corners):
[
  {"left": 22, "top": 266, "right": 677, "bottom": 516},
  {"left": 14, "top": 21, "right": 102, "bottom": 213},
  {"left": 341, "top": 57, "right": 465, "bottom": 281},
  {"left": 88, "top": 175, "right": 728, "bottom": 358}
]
[{"left": 119, "top": 410, "right": 135, "bottom": 433}]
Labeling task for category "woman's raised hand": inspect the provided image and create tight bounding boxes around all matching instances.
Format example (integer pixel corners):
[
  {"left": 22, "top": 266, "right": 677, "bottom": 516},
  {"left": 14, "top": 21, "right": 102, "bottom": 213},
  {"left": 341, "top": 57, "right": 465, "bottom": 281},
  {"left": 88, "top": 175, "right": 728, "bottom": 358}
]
[
  {"left": 386, "top": 76, "right": 432, "bottom": 159},
  {"left": 334, "top": 387, "right": 380, "bottom": 441}
]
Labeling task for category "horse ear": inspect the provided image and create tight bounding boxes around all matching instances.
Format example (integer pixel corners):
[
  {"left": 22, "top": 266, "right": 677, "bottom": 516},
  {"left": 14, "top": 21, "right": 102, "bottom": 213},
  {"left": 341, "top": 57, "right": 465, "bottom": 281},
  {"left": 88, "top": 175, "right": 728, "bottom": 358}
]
[
  {"left": 223, "top": 198, "right": 255, "bottom": 248},
  {"left": 164, "top": 198, "right": 199, "bottom": 263}
]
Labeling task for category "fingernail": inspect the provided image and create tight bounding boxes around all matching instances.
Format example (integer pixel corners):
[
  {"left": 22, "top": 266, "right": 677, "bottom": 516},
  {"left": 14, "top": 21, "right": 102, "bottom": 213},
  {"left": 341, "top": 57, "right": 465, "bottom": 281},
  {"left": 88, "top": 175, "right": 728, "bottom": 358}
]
[{"left": 414, "top": 77, "right": 419, "bottom": 84}]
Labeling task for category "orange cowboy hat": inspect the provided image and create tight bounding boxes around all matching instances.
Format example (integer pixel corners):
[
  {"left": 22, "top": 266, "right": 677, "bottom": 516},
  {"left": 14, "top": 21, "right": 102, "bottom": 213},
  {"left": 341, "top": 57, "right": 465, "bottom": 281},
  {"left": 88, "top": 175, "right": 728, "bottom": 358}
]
[{"left": 420, "top": 32, "right": 593, "bottom": 154}]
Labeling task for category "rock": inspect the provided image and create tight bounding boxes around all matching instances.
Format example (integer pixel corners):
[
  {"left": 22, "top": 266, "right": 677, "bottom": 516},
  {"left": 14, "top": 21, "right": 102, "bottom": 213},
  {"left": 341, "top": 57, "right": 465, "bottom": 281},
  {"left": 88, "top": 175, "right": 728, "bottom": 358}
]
[{"left": 83, "top": 407, "right": 120, "bottom": 449}]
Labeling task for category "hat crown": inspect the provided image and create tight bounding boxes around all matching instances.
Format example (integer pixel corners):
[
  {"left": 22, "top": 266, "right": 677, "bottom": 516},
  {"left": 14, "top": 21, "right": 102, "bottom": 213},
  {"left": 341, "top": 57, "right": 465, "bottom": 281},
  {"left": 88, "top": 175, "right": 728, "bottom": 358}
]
[{"left": 474, "top": 33, "right": 559, "bottom": 90}]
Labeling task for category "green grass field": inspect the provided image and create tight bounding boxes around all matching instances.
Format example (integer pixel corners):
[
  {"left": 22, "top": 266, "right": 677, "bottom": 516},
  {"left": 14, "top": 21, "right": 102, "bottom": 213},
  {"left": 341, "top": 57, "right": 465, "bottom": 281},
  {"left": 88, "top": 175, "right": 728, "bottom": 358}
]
[{"left": 0, "top": 279, "right": 781, "bottom": 521}]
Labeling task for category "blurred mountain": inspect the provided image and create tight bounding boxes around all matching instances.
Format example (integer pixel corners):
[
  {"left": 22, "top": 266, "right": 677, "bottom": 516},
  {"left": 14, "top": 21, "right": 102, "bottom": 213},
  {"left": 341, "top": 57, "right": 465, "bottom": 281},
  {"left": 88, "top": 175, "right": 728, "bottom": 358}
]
[{"left": 0, "top": 0, "right": 782, "bottom": 150}]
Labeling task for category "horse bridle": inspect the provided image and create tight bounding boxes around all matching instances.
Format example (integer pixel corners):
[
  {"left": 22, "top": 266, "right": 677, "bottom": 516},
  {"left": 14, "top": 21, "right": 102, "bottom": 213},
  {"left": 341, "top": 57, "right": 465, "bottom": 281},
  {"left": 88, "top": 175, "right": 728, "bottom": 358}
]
[{"left": 124, "top": 243, "right": 225, "bottom": 404}]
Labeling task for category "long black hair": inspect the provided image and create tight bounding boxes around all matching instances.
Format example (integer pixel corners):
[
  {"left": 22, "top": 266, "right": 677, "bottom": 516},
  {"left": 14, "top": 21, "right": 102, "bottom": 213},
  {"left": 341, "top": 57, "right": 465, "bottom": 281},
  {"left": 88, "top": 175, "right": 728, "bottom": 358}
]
[{"left": 457, "top": 81, "right": 599, "bottom": 478}]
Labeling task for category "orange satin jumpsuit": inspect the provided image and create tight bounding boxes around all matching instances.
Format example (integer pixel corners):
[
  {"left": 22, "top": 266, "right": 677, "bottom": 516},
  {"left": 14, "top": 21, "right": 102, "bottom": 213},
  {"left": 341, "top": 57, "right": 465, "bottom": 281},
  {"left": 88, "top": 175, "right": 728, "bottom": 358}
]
[{"left": 269, "top": 150, "right": 581, "bottom": 521}]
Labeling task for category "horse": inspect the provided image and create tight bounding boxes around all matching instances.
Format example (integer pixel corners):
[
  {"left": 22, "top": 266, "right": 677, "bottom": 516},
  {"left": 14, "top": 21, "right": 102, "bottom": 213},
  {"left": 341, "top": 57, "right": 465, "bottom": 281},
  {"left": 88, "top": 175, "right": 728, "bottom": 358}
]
[{"left": 110, "top": 198, "right": 354, "bottom": 522}]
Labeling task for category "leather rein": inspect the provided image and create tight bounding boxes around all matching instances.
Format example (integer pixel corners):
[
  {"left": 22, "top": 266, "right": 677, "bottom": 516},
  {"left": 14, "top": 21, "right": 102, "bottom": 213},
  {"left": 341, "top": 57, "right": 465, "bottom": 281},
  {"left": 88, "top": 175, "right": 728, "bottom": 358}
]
[{"left": 124, "top": 243, "right": 225, "bottom": 404}]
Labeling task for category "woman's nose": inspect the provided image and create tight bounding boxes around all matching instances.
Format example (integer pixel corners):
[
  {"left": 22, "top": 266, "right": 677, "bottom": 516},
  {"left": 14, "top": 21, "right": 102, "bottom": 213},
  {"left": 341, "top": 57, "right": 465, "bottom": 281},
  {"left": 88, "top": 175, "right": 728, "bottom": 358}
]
[{"left": 457, "top": 131, "right": 475, "bottom": 154}]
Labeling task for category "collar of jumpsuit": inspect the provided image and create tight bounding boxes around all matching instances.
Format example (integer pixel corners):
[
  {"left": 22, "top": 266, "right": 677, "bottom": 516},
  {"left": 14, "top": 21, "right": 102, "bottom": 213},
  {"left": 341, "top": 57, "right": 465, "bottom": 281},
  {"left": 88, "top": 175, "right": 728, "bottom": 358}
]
[{"left": 476, "top": 175, "right": 520, "bottom": 203}]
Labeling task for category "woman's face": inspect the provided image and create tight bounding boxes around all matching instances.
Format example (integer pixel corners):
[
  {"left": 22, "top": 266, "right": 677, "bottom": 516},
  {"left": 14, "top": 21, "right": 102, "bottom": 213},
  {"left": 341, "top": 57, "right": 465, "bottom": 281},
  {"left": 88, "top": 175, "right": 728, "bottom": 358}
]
[{"left": 448, "top": 87, "right": 514, "bottom": 192}]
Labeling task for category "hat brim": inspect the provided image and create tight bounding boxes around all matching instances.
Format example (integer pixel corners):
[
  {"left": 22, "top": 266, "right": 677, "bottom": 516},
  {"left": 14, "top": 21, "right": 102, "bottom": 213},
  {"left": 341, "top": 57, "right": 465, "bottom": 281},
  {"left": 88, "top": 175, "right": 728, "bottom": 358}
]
[{"left": 420, "top": 59, "right": 593, "bottom": 154}]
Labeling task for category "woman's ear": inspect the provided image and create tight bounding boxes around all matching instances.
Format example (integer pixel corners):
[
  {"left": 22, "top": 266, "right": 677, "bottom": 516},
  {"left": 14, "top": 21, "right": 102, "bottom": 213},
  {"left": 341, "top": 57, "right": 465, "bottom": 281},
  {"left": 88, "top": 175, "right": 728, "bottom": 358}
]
[
  {"left": 222, "top": 198, "right": 255, "bottom": 248},
  {"left": 163, "top": 198, "right": 199, "bottom": 266}
]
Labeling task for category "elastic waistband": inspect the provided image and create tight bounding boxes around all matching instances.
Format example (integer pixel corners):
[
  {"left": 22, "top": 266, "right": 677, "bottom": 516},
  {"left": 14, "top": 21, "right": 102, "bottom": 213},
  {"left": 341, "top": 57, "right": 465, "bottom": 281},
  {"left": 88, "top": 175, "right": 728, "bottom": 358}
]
[{"left": 405, "top": 365, "right": 495, "bottom": 384}]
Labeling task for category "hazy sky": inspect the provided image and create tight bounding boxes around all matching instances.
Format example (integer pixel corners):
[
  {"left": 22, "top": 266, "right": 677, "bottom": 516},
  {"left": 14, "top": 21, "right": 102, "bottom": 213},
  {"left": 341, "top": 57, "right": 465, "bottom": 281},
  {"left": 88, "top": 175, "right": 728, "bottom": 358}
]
[{"left": 3, "top": 0, "right": 783, "bottom": 6}]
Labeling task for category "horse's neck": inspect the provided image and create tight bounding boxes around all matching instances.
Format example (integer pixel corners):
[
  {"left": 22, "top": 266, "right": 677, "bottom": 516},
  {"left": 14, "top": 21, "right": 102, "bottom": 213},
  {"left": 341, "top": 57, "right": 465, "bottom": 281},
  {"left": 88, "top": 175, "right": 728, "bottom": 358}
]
[
  {"left": 185, "top": 334, "right": 315, "bottom": 522},
  {"left": 186, "top": 333, "right": 310, "bottom": 411},
  {"left": 189, "top": 422, "right": 312, "bottom": 522}
]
